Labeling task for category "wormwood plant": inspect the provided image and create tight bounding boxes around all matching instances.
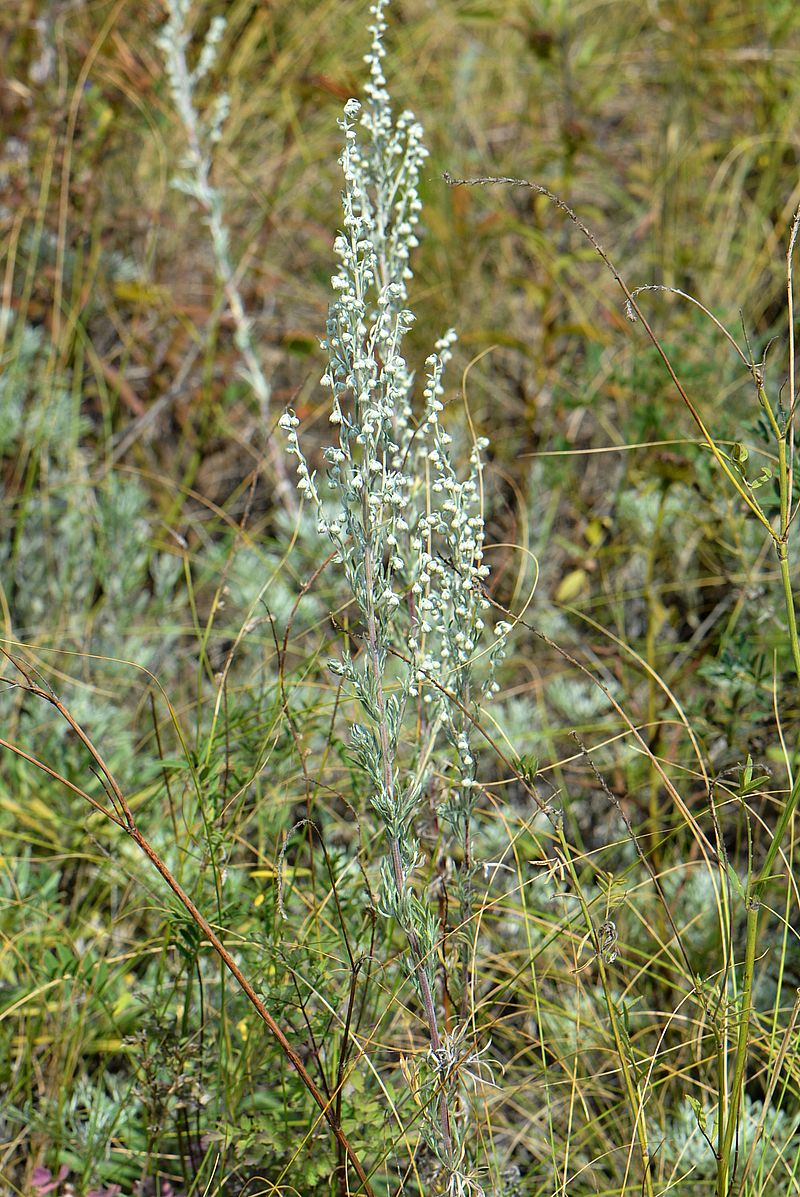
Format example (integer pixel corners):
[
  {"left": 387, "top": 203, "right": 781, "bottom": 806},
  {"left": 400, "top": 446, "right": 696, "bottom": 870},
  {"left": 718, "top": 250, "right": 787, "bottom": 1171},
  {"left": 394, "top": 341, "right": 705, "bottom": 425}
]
[
  {"left": 156, "top": 0, "right": 295, "bottom": 512},
  {"left": 281, "top": 3, "right": 508, "bottom": 1190}
]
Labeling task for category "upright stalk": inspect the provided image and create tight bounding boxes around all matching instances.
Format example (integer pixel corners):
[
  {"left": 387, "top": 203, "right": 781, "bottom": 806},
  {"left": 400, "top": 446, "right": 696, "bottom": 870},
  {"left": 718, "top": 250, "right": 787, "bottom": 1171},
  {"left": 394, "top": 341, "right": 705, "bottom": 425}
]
[
  {"left": 361, "top": 528, "right": 453, "bottom": 1157},
  {"left": 157, "top": 0, "right": 296, "bottom": 515},
  {"left": 719, "top": 397, "right": 800, "bottom": 1193},
  {"left": 558, "top": 832, "right": 656, "bottom": 1197},
  {"left": 280, "top": 5, "right": 504, "bottom": 1185}
]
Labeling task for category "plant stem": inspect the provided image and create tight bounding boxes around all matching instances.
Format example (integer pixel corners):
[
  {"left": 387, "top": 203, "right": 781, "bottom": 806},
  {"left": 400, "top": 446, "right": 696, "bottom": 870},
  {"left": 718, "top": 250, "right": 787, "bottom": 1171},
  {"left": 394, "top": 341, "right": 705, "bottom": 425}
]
[
  {"left": 361, "top": 532, "right": 454, "bottom": 1160},
  {"left": 559, "top": 832, "right": 656, "bottom": 1197},
  {"left": 778, "top": 541, "right": 800, "bottom": 681},
  {"left": 719, "top": 425, "right": 800, "bottom": 1194},
  {"left": 718, "top": 896, "right": 759, "bottom": 1194}
]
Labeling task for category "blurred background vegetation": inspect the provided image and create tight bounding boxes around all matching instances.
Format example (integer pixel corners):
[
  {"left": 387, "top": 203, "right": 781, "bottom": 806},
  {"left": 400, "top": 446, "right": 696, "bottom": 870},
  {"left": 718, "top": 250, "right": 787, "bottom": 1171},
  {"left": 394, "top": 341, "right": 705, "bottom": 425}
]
[{"left": 2, "top": 1, "right": 800, "bottom": 1194}]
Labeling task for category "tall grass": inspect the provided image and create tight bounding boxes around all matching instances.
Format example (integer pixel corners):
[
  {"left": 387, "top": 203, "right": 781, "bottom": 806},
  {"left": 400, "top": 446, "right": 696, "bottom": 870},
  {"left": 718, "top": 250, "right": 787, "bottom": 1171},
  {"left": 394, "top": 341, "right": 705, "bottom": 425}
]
[{"left": 1, "top": 2, "right": 800, "bottom": 1196}]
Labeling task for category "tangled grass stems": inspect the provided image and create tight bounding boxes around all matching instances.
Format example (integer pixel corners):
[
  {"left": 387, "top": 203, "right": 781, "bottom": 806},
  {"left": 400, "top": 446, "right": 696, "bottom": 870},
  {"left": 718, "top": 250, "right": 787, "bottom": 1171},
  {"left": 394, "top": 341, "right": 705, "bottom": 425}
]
[
  {"left": 444, "top": 171, "right": 800, "bottom": 1197},
  {"left": 0, "top": 647, "right": 377, "bottom": 1196}
]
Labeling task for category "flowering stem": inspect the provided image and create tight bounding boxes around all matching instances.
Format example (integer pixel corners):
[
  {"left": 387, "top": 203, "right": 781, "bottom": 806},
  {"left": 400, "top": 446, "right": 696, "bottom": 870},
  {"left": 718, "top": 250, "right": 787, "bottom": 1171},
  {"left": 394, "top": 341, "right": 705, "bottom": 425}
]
[
  {"left": 361, "top": 521, "right": 453, "bottom": 1158},
  {"left": 158, "top": 0, "right": 297, "bottom": 517}
]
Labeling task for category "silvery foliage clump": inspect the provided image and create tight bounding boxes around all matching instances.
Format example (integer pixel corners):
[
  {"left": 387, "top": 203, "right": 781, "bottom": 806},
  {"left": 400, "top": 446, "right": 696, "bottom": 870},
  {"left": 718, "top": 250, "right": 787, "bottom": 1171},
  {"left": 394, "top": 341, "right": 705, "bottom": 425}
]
[
  {"left": 651, "top": 1096, "right": 800, "bottom": 1189},
  {"left": 0, "top": 313, "right": 181, "bottom": 771},
  {"left": 156, "top": 1, "right": 270, "bottom": 413},
  {"left": 280, "top": 1, "right": 508, "bottom": 1187}
]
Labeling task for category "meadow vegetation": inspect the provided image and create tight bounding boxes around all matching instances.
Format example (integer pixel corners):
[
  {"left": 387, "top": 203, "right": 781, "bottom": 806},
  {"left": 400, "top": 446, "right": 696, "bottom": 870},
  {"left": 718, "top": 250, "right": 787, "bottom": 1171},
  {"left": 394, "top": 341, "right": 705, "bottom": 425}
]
[{"left": 1, "top": 1, "right": 800, "bottom": 1195}]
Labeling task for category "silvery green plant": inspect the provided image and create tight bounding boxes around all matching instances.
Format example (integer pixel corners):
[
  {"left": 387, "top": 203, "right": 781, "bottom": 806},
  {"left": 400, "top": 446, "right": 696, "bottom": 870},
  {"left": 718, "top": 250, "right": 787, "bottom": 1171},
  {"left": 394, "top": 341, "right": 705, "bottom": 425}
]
[
  {"left": 157, "top": 1, "right": 295, "bottom": 511},
  {"left": 651, "top": 1095, "right": 800, "bottom": 1192},
  {"left": 0, "top": 310, "right": 182, "bottom": 783},
  {"left": 280, "top": 2, "right": 507, "bottom": 1191}
]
